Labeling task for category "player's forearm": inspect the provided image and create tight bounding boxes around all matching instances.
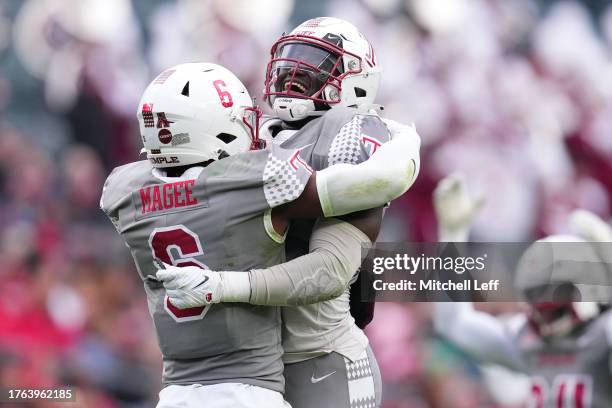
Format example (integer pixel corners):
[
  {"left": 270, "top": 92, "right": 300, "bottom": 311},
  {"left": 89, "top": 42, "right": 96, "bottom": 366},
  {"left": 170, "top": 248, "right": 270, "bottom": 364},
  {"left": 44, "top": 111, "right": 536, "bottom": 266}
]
[
  {"left": 222, "top": 219, "right": 370, "bottom": 305},
  {"left": 316, "top": 124, "right": 421, "bottom": 217},
  {"left": 434, "top": 302, "right": 524, "bottom": 371}
]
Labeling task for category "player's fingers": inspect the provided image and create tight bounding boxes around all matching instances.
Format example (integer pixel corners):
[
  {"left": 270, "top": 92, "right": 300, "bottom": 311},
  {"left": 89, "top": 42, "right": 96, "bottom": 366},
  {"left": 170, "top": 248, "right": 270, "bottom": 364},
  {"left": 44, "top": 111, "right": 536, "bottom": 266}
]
[
  {"left": 434, "top": 173, "right": 462, "bottom": 198},
  {"left": 167, "top": 293, "right": 186, "bottom": 308},
  {"left": 448, "top": 173, "right": 467, "bottom": 193},
  {"left": 383, "top": 118, "right": 414, "bottom": 136},
  {"left": 156, "top": 269, "right": 180, "bottom": 284},
  {"left": 434, "top": 179, "right": 451, "bottom": 198}
]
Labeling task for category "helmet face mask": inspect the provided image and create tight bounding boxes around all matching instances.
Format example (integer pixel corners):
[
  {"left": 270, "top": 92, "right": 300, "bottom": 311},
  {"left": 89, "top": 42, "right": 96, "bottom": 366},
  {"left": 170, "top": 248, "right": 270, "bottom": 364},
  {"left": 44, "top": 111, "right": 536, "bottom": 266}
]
[
  {"left": 527, "top": 301, "right": 580, "bottom": 339},
  {"left": 527, "top": 300, "right": 601, "bottom": 339},
  {"left": 241, "top": 105, "right": 265, "bottom": 150},
  {"left": 265, "top": 35, "right": 361, "bottom": 106}
]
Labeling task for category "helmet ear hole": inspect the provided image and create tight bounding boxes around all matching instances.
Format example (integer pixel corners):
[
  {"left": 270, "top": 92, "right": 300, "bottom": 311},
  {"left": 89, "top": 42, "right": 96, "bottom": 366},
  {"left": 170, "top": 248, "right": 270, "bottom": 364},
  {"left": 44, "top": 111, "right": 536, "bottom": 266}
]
[
  {"left": 216, "top": 133, "right": 237, "bottom": 144},
  {"left": 181, "top": 81, "right": 190, "bottom": 97}
]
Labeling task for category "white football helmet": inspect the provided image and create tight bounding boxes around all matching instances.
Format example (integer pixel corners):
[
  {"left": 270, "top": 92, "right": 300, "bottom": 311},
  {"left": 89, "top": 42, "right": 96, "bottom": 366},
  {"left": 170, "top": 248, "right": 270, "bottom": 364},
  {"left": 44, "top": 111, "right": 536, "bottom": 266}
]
[
  {"left": 264, "top": 17, "right": 382, "bottom": 122},
  {"left": 138, "top": 63, "right": 262, "bottom": 168},
  {"left": 515, "top": 235, "right": 611, "bottom": 338}
]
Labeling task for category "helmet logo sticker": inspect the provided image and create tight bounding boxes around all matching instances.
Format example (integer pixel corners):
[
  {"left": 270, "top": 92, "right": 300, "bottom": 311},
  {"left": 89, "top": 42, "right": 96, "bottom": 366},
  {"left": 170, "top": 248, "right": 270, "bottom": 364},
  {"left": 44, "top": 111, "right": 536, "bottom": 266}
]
[
  {"left": 156, "top": 112, "right": 173, "bottom": 129},
  {"left": 171, "top": 133, "right": 191, "bottom": 146},
  {"left": 158, "top": 129, "right": 172, "bottom": 144},
  {"left": 142, "top": 103, "right": 154, "bottom": 128}
]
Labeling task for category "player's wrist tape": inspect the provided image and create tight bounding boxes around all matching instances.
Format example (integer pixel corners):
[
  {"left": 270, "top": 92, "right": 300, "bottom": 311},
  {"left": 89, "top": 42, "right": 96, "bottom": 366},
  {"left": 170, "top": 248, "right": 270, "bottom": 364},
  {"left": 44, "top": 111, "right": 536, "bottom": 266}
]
[{"left": 219, "top": 272, "right": 251, "bottom": 303}]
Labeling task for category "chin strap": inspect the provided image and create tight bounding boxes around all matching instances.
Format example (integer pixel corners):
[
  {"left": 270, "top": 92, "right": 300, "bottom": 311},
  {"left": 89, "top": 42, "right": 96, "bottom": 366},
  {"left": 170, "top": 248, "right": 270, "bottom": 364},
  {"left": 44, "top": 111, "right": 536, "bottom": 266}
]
[{"left": 273, "top": 97, "right": 318, "bottom": 122}]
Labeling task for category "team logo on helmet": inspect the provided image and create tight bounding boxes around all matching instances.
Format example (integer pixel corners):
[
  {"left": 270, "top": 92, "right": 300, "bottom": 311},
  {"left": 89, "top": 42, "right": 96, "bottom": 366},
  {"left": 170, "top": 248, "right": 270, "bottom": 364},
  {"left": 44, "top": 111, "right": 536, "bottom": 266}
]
[{"left": 158, "top": 129, "right": 172, "bottom": 144}]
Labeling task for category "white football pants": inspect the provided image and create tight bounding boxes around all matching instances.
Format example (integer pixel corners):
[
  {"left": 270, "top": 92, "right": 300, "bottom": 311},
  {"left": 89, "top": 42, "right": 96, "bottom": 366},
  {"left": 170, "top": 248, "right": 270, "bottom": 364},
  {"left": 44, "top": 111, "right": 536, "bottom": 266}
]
[{"left": 157, "top": 383, "right": 292, "bottom": 408}]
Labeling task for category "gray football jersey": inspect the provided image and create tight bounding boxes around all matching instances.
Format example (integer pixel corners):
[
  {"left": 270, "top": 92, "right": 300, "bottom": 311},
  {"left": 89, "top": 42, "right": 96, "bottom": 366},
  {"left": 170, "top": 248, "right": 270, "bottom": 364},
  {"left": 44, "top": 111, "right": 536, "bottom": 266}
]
[
  {"left": 270, "top": 107, "right": 391, "bottom": 259},
  {"left": 100, "top": 143, "right": 312, "bottom": 392},
  {"left": 263, "top": 107, "right": 391, "bottom": 362},
  {"left": 278, "top": 107, "right": 390, "bottom": 171},
  {"left": 514, "top": 311, "right": 612, "bottom": 408}
]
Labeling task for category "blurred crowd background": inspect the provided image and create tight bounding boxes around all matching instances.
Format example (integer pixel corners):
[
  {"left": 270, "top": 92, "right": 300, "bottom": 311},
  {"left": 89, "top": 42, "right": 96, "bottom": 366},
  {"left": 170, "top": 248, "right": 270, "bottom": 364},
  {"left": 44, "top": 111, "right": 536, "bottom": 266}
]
[{"left": 1, "top": 0, "right": 611, "bottom": 406}]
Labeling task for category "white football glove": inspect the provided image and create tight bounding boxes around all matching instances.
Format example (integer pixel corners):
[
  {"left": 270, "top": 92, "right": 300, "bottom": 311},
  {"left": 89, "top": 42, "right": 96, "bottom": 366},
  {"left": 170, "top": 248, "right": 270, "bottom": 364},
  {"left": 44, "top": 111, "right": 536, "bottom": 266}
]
[
  {"left": 568, "top": 209, "right": 612, "bottom": 242},
  {"left": 156, "top": 264, "right": 223, "bottom": 308},
  {"left": 434, "top": 173, "right": 485, "bottom": 242}
]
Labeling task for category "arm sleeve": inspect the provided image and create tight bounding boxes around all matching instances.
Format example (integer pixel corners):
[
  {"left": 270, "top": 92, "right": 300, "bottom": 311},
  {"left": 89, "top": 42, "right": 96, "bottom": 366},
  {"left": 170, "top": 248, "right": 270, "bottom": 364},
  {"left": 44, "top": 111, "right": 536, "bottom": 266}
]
[
  {"left": 434, "top": 302, "right": 525, "bottom": 371},
  {"left": 244, "top": 218, "right": 371, "bottom": 306},
  {"left": 316, "top": 124, "right": 420, "bottom": 217}
]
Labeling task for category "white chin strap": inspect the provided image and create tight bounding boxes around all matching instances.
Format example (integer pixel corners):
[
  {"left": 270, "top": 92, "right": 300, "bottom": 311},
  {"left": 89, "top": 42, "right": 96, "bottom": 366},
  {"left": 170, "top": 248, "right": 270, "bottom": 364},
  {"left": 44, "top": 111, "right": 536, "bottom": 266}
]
[{"left": 272, "top": 98, "right": 319, "bottom": 122}]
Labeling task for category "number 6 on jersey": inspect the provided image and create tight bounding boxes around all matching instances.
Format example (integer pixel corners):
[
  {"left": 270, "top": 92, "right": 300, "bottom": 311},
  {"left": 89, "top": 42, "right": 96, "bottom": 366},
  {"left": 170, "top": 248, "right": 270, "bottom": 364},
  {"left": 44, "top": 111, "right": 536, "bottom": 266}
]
[{"left": 149, "top": 225, "right": 210, "bottom": 322}]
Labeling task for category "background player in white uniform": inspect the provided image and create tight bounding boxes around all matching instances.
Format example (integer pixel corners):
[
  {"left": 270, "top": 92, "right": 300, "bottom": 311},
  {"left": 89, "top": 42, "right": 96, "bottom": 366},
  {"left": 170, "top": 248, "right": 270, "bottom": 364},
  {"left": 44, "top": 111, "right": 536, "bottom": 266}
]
[
  {"left": 157, "top": 18, "right": 417, "bottom": 408},
  {"left": 432, "top": 175, "right": 612, "bottom": 408},
  {"left": 101, "top": 63, "right": 419, "bottom": 408}
]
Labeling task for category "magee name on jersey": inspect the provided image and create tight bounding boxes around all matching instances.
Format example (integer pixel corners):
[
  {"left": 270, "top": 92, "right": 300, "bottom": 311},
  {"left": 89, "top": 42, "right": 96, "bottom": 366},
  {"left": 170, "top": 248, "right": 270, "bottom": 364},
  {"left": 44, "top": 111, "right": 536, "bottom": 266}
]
[{"left": 137, "top": 180, "right": 200, "bottom": 216}]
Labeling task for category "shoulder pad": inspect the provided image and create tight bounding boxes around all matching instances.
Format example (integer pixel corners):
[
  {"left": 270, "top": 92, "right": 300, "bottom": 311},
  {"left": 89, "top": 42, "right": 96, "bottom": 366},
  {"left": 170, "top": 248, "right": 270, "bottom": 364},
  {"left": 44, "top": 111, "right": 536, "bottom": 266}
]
[{"left": 100, "top": 160, "right": 154, "bottom": 215}]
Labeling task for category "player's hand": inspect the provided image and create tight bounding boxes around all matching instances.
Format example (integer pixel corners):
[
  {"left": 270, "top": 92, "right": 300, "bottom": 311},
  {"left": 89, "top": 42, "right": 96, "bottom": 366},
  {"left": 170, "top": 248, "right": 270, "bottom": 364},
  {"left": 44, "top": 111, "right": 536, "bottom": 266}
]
[
  {"left": 434, "top": 173, "right": 485, "bottom": 241},
  {"left": 156, "top": 263, "right": 223, "bottom": 308},
  {"left": 568, "top": 209, "right": 612, "bottom": 242},
  {"left": 381, "top": 118, "right": 416, "bottom": 139}
]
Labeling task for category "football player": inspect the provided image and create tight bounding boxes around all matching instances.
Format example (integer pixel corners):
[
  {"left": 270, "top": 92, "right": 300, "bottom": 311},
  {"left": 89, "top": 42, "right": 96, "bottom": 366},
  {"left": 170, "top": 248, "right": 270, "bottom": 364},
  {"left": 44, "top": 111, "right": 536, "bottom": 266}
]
[
  {"left": 432, "top": 176, "right": 612, "bottom": 407},
  {"left": 101, "top": 62, "right": 419, "bottom": 408},
  {"left": 157, "top": 18, "right": 409, "bottom": 408}
]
